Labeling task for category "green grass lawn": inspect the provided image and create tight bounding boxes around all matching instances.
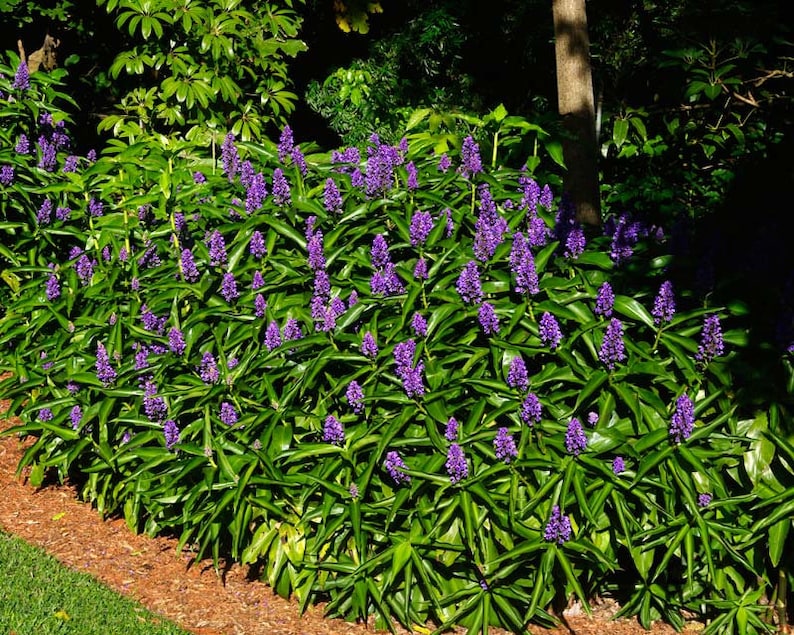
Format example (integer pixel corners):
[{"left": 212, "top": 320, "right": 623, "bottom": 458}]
[{"left": 0, "top": 531, "right": 191, "bottom": 635}]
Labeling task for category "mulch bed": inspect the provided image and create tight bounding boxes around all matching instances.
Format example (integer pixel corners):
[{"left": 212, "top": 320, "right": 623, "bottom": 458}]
[{"left": 0, "top": 399, "right": 691, "bottom": 635}]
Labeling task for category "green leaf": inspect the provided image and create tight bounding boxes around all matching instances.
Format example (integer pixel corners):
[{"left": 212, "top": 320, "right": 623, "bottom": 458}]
[
  {"left": 767, "top": 518, "right": 789, "bottom": 567},
  {"left": 544, "top": 140, "right": 565, "bottom": 168},
  {"left": 613, "top": 118, "right": 629, "bottom": 148},
  {"left": 614, "top": 295, "right": 654, "bottom": 328}
]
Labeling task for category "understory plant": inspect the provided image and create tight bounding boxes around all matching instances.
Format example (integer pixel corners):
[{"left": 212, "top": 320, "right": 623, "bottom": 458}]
[{"left": 2, "top": 55, "right": 793, "bottom": 634}]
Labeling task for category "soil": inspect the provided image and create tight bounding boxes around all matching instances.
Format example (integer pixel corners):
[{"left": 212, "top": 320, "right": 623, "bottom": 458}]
[{"left": 0, "top": 402, "right": 697, "bottom": 635}]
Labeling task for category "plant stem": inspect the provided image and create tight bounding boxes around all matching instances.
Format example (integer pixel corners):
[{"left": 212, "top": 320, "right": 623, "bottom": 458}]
[{"left": 777, "top": 567, "right": 788, "bottom": 630}]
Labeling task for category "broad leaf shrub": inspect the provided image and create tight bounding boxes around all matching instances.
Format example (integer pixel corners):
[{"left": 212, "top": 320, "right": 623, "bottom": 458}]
[
  {"left": 94, "top": 0, "right": 307, "bottom": 141},
  {"left": 1, "top": 59, "right": 791, "bottom": 635}
]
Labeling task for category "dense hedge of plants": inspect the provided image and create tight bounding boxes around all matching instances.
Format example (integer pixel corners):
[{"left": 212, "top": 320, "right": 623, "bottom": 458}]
[{"left": 2, "top": 56, "right": 794, "bottom": 634}]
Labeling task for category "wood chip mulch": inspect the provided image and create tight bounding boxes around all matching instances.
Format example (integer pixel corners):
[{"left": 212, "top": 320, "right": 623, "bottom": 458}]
[{"left": 1, "top": 402, "right": 694, "bottom": 635}]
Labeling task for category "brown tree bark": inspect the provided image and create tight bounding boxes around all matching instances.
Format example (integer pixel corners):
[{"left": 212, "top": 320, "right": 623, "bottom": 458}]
[{"left": 552, "top": 0, "right": 601, "bottom": 226}]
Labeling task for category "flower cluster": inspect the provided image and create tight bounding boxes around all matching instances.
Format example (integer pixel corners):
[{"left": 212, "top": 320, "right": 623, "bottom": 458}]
[
  {"left": 494, "top": 428, "right": 518, "bottom": 463},
  {"left": 384, "top": 450, "right": 410, "bottom": 485},
  {"left": 595, "top": 282, "right": 614, "bottom": 317},
  {"left": 345, "top": 381, "right": 364, "bottom": 414},
  {"left": 599, "top": 318, "right": 626, "bottom": 371},
  {"left": 695, "top": 314, "right": 724, "bottom": 367},
  {"left": 459, "top": 135, "right": 482, "bottom": 179},
  {"left": 652, "top": 281, "right": 676, "bottom": 325},
  {"left": 520, "top": 393, "right": 542, "bottom": 426},
  {"left": 393, "top": 339, "right": 424, "bottom": 399},
  {"left": 445, "top": 417, "right": 459, "bottom": 442},
  {"left": 164, "top": 419, "right": 180, "bottom": 450},
  {"left": 565, "top": 418, "right": 587, "bottom": 456},
  {"left": 473, "top": 185, "right": 508, "bottom": 262},
  {"left": 509, "top": 232, "right": 539, "bottom": 296},
  {"left": 370, "top": 234, "right": 404, "bottom": 296},
  {"left": 539, "top": 312, "right": 563, "bottom": 350},
  {"left": 456, "top": 261, "right": 483, "bottom": 305},
  {"left": 544, "top": 505, "right": 572, "bottom": 544},
  {"left": 478, "top": 302, "right": 499, "bottom": 335},
  {"left": 323, "top": 415, "right": 345, "bottom": 445},
  {"left": 445, "top": 443, "right": 468, "bottom": 483},
  {"left": 507, "top": 356, "right": 529, "bottom": 392},
  {"left": 670, "top": 394, "right": 694, "bottom": 443}
]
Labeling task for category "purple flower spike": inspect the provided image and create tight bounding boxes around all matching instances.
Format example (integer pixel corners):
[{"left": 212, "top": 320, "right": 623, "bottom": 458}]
[
  {"left": 12, "top": 61, "right": 30, "bottom": 90},
  {"left": 598, "top": 318, "right": 626, "bottom": 371},
  {"left": 37, "top": 199, "right": 52, "bottom": 225},
  {"left": 250, "top": 230, "right": 267, "bottom": 260},
  {"left": 0, "top": 165, "right": 14, "bottom": 186},
  {"left": 544, "top": 505, "right": 572, "bottom": 544},
  {"left": 456, "top": 261, "right": 483, "bottom": 305},
  {"left": 265, "top": 320, "right": 281, "bottom": 351},
  {"left": 164, "top": 419, "right": 180, "bottom": 450},
  {"left": 169, "top": 327, "right": 186, "bottom": 355},
  {"left": 345, "top": 381, "right": 364, "bottom": 414},
  {"left": 445, "top": 443, "right": 468, "bottom": 483},
  {"left": 670, "top": 393, "right": 695, "bottom": 443},
  {"left": 509, "top": 232, "right": 539, "bottom": 296},
  {"left": 323, "top": 177, "right": 342, "bottom": 212},
  {"left": 445, "top": 417, "right": 459, "bottom": 441},
  {"left": 221, "top": 272, "right": 239, "bottom": 303},
  {"left": 695, "top": 314, "right": 724, "bottom": 367},
  {"left": 221, "top": 133, "right": 240, "bottom": 182},
  {"left": 15, "top": 134, "right": 30, "bottom": 155},
  {"left": 95, "top": 342, "right": 116, "bottom": 386},
  {"left": 652, "top": 281, "right": 676, "bottom": 325},
  {"left": 406, "top": 161, "right": 419, "bottom": 190},
  {"left": 199, "top": 352, "right": 219, "bottom": 384},
  {"left": 46, "top": 273, "right": 60, "bottom": 301},
  {"left": 384, "top": 450, "right": 410, "bottom": 485},
  {"left": 401, "top": 362, "right": 425, "bottom": 399},
  {"left": 70, "top": 405, "right": 82, "bottom": 431},
  {"left": 520, "top": 393, "right": 542, "bottom": 426},
  {"left": 565, "top": 418, "right": 587, "bottom": 456},
  {"left": 494, "top": 428, "right": 518, "bottom": 463},
  {"left": 283, "top": 318, "right": 303, "bottom": 342},
  {"left": 459, "top": 136, "right": 482, "bottom": 179},
  {"left": 411, "top": 312, "right": 428, "bottom": 338},
  {"left": 361, "top": 332, "right": 378, "bottom": 359},
  {"left": 595, "top": 282, "right": 614, "bottom": 318},
  {"left": 409, "top": 210, "right": 434, "bottom": 247},
  {"left": 181, "top": 249, "right": 200, "bottom": 283},
  {"left": 370, "top": 234, "right": 391, "bottom": 269},
  {"left": 507, "top": 356, "right": 529, "bottom": 392},
  {"left": 220, "top": 402, "right": 238, "bottom": 426},
  {"left": 478, "top": 302, "right": 500, "bottom": 335},
  {"left": 564, "top": 227, "right": 586, "bottom": 259},
  {"left": 539, "top": 312, "right": 562, "bottom": 350},
  {"left": 323, "top": 414, "right": 345, "bottom": 445},
  {"left": 612, "top": 456, "right": 625, "bottom": 475},
  {"left": 272, "top": 167, "right": 291, "bottom": 207},
  {"left": 254, "top": 294, "right": 267, "bottom": 318},
  {"left": 413, "top": 257, "right": 428, "bottom": 280},
  {"left": 206, "top": 230, "right": 227, "bottom": 267},
  {"left": 278, "top": 125, "right": 294, "bottom": 163}
]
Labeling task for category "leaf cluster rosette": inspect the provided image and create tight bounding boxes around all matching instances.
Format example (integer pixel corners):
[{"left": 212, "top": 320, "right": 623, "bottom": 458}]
[{"left": 0, "top": 59, "right": 787, "bottom": 635}]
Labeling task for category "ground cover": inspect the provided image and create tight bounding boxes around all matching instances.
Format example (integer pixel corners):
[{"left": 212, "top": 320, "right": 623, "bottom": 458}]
[
  {"left": 2, "top": 56, "right": 793, "bottom": 635},
  {"left": 0, "top": 405, "right": 690, "bottom": 635}
]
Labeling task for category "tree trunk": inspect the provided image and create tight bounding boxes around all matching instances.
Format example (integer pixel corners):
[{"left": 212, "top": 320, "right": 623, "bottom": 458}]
[{"left": 552, "top": 0, "right": 601, "bottom": 226}]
